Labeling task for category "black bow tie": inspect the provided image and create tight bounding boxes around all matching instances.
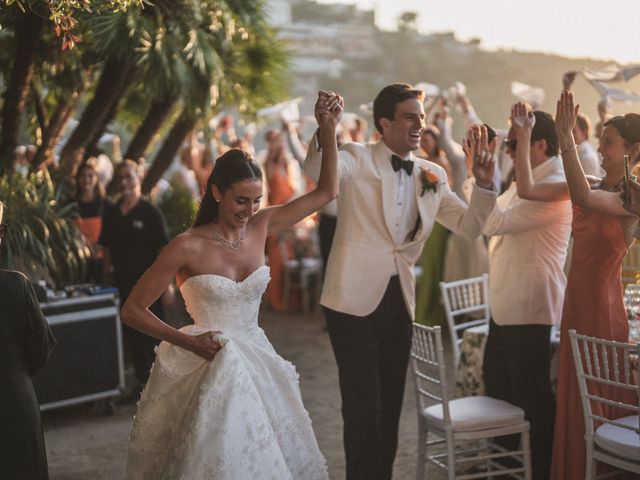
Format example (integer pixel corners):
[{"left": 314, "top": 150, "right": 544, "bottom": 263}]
[{"left": 391, "top": 154, "right": 414, "bottom": 175}]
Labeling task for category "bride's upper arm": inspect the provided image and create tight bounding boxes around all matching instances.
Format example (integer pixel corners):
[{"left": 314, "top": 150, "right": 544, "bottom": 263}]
[{"left": 133, "top": 235, "right": 194, "bottom": 300}]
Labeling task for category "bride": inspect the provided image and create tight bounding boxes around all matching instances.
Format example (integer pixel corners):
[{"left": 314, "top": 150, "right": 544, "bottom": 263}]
[{"left": 121, "top": 91, "right": 342, "bottom": 479}]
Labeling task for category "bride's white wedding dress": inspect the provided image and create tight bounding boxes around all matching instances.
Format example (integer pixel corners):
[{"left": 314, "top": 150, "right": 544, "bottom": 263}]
[{"left": 125, "top": 266, "right": 328, "bottom": 479}]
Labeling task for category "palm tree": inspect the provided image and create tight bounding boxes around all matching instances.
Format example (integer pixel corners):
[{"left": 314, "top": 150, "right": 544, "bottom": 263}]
[
  {"left": 0, "top": 9, "right": 45, "bottom": 174},
  {"left": 55, "top": 10, "right": 140, "bottom": 182},
  {"left": 0, "top": 0, "right": 141, "bottom": 174},
  {"left": 123, "top": 94, "right": 176, "bottom": 161},
  {"left": 125, "top": 0, "right": 289, "bottom": 192}
]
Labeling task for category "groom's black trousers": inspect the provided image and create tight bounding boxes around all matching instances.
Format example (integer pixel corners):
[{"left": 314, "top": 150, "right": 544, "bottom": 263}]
[{"left": 325, "top": 275, "right": 412, "bottom": 480}]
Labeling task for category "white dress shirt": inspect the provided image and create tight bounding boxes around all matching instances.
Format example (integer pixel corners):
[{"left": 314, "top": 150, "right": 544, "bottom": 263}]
[
  {"left": 483, "top": 155, "right": 572, "bottom": 326},
  {"left": 379, "top": 145, "right": 419, "bottom": 246}
]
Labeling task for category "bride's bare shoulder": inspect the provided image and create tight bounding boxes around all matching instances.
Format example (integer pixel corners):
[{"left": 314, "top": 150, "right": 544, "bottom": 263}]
[{"left": 165, "top": 227, "right": 211, "bottom": 255}]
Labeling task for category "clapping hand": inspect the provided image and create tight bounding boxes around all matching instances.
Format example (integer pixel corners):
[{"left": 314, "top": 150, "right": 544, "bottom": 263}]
[
  {"left": 468, "top": 124, "right": 495, "bottom": 189},
  {"left": 511, "top": 102, "right": 535, "bottom": 133},
  {"left": 555, "top": 91, "right": 579, "bottom": 139}
]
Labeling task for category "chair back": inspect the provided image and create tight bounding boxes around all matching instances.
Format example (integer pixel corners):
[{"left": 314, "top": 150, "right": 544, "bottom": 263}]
[
  {"left": 439, "top": 274, "right": 490, "bottom": 365},
  {"left": 621, "top": 242, "right": 640, "bottom": 286},
  {"left": 568, "top": 329, "right": 640, "bottom": 440},
  {"left": 411, "top": 324, "right": 451, "bottom": 424}
]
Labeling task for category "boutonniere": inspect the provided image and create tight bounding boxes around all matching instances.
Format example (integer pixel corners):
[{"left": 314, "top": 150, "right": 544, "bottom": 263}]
[{"left": 419, "top": 168, "right": 439, "bottom": 196}]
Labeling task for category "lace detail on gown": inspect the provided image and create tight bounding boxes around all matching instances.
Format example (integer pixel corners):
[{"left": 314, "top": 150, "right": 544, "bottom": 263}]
[{"left": 125, "top": 266, "right": 328, "bottom": 480}]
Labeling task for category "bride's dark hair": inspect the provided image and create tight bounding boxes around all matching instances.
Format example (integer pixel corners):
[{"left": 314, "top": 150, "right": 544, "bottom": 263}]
[{"left": 192, "top": 148, "right": 262, "bottom": 227}]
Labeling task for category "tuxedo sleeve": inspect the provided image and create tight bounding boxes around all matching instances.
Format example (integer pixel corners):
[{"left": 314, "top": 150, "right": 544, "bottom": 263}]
[
  {"left": 435, "top": 181, "right": 497, "bottom": 238},
  {"left": 303, "top": 132, "right": 358, "bottom": 183}
]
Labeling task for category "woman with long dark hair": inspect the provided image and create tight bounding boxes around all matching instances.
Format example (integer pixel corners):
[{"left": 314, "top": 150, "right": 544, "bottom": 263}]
[
  {"left": 551, "top": 92, "right": 640, "bottom": 480},
  {"left": 120, "top": 91, "right": 342, "bottom": 479},
  {"left": 508, "top": 97, "right": 640, "bottom": 479},
  {"left": 73, "top": 158, "right": 112, "bottom": 282}
]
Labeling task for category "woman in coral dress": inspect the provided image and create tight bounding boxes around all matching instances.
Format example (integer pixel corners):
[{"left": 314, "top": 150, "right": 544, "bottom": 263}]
[
  {"left": 509, "top": 98, "right": 640, "bottom": 479},
  {"left": 551, "top": 92, "right": 640, "bottom": 479},
  {"left": 262, "top": 130, "right": 304, "bottom": 310}
]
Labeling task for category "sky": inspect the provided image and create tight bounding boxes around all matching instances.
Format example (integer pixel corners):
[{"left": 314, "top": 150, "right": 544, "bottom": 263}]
[{"left": 317, "top": 0, "right": 640, "bottom": 64}]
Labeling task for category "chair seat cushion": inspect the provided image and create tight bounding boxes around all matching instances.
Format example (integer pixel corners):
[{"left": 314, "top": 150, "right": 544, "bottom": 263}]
[
  {"left": 594, "top": 415, "right": 640, "bottom": 460},
  {"left": 423, "top": 396, "right": 525, "bottom": 432}
]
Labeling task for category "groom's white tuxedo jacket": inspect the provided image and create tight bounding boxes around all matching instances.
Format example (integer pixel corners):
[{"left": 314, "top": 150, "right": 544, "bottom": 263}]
[{"left": 305, "top": 137, "right": 497, "bottom": 320}]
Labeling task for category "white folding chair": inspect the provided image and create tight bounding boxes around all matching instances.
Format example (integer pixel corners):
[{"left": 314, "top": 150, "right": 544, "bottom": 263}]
[
  {"left": 568, "top": 329, "right": 640, "bottom": 479},
  {"left": 411, "top": 323, "right": 532, "bottom": 480},
  {"left": 439, "top": 274, "right": 490, "bottom": 367}
]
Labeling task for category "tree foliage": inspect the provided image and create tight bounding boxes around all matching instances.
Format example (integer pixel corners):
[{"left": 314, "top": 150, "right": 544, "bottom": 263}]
[
  {"left": 2, "top": 0, "right": 142, "bottom": 48},
  {"left": 0, "top": 0, "right": 289, "bottom": 177},
  {"left": 0, "top": 0, "right": 289, "bottom": 279}
]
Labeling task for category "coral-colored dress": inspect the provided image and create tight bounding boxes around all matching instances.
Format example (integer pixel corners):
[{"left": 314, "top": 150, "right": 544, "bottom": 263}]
[
  {"left": 551, "top": 207, "right": 632, "bottom": 480},
  {"left": 266, "top": 167, "right": 296, "bottom": 310}
]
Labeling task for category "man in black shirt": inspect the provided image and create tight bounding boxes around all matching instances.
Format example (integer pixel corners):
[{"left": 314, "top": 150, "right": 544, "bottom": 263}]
[{"left": 99, "top": 160, "right": 170, "bottom": 389}]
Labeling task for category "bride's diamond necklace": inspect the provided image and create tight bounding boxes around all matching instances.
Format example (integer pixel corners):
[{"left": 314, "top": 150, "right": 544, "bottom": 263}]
[{"left": 212, "top": 228, "right": 245, "bottom": 251}]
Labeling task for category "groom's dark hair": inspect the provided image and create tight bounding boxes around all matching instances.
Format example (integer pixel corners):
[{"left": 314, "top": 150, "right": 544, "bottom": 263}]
[
  {"left": 373, "top": 83, "right": 424, "bottom": 134},
  {"left": 531, "top": 111, "right": 559, "bottom": 157}
]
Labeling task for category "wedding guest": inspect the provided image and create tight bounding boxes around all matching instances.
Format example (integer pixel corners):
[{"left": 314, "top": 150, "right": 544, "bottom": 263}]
[
  {"left": 305, "top": 83, "right": 498, "bottom": 480},
  {"left": 99, "top": 159, "right": 171, "bottom": 391},
  {"left": 481, "top": 106, "right": 572, "bottom": 480},
  {"left": 414, "top": 125, "right": 451, "bottom": 326},
  {"left": 0, "top": 201, "right": 56, "bottom": 480},
  {"left": 73, "top": 158, "right": 113, "bottom": 283},
  {"left": 573, "top": 113, "right": 604, "bottom": 177},
  {"left": 594, "top": 97, "right": 612, "bottom": 141},
  {"left": 551, "top": 91, "right": 640, "bottom": 480},
  {"left": 349, "top": 116, "right": 368, "bottom": 143},
  {"left": 258, "top": 129, "right": 304, "bottom": 310},
  {"left": 433, "top": 107, "right": 467, "bottom": 197},
  {"left": 171, "top": 145, "right": 202, "bottom": 201}
]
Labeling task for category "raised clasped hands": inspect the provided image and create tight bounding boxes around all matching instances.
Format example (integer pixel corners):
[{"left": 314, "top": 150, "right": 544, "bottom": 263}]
[
  {"left": 315, "top": 90, "right": 344, "bottom": 129},
  {"left": 190, "top": 330, "right": 225, "bottom": 361},
  {"left": 511, "top": 102, "right": 535, "bottom": 133},
  {"left": 555, "top": 90, "right": 580, "bottom": 139},
  {"left": 466, "top": 124, "right": 495, "bottom": 188}
]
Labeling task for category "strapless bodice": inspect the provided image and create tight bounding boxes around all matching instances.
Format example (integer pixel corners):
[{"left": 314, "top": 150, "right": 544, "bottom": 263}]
[{"left": 179, "top": 266, "right": 270, "bottom": 333}]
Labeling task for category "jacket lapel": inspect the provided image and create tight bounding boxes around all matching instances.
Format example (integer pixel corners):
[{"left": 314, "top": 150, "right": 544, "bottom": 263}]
[{"left": 372, "top": 142, "right": 399, "bottom": 243}]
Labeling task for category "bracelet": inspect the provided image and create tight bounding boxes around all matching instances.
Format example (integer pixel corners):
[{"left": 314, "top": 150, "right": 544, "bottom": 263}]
[{"left": 561, "top": 144, "right": 578, "bottom": 154}]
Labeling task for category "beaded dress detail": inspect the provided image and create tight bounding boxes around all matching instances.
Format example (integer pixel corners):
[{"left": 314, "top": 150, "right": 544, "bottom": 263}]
[{"left": 126, "top": 266, "right": 328, "bottom": 479}]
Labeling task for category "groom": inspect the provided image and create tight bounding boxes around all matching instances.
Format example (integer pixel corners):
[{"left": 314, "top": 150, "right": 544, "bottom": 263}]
[{"left": 305, "top": 83, "right": 498, "bottom": 479}]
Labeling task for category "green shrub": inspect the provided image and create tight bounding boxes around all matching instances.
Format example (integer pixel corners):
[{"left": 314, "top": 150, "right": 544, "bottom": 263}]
[
  {"left": 0, "top": 171, "right": 90, "bottom": 287},
  {"left": 156, "top": 184, "right": 198, "bottom": 239}
]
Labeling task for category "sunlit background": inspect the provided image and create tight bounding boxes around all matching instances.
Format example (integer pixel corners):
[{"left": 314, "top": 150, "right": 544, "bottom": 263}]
[{"left": 320, "top": 0, "right": 640, "bottom": 64}]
